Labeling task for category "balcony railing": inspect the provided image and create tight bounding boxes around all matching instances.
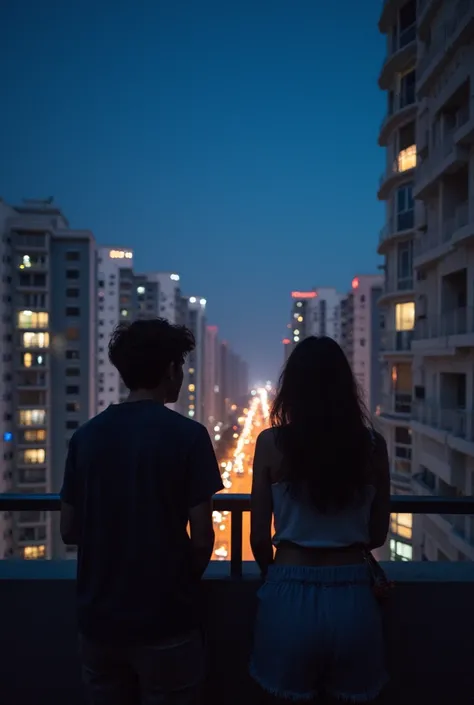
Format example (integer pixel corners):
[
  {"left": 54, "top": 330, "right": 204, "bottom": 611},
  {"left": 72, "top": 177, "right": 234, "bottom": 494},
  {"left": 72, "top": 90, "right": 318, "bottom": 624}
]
[
  {"left": 413, "top": 402, "right": 474, "bottom": 442},
  {"left": 414, "top": 308, "right": 474, "bottom": 340},
  {"left": 383, "top": 276, "right": 414, "bottom": 296},
  {"left": 379, "top": 146, "right": 417, "bottom": 196},
  {"left": 418, "top": 0, "right": 474, "bottom": 82},
  {"left": 379, "top": 211, "right": 415, "bottom": 246},
  {"left": 381, "top": 329, "right": 414, "bottom": 352},
  {"left": 380, "top": 392, "right": 412, "bottom": 416},
  {"left": 3, "top": 494, "right": 474, "bottom": 577}
]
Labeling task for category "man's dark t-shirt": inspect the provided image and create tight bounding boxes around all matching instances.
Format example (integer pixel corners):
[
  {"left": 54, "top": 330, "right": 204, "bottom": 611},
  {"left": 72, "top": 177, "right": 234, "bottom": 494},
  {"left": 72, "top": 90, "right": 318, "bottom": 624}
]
[{"left": 60, "top": 400, "right": 223, "bottom": 644}]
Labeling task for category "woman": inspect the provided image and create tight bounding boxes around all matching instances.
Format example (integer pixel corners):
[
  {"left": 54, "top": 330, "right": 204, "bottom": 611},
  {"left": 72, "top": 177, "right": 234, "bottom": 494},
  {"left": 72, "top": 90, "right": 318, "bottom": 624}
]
[{"left": 250, "top": 336, "right": 390, "bottom": 704}]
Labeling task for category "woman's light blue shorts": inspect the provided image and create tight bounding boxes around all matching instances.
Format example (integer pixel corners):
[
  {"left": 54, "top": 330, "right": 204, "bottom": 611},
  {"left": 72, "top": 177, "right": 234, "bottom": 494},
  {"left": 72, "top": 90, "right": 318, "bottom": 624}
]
[{"left": 250, "top": 564, "right": 388, "bottom": 702}]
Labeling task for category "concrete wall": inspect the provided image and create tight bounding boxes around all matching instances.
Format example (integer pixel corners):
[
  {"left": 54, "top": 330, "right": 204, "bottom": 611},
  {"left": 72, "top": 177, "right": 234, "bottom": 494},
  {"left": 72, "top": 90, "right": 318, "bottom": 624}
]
[{"left": 1, "top": 561, "right": 474, "bottom": 705}]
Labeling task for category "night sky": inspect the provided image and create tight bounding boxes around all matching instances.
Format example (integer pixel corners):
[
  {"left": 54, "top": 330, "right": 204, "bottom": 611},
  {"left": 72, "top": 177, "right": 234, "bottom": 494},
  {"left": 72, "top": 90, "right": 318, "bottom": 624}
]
[{"left": 2, "top": 0, "right": 386, "bottom": 383}]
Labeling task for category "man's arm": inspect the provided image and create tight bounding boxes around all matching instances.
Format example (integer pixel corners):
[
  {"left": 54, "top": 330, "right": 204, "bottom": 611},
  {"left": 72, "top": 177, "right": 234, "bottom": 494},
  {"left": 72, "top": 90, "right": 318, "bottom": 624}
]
[
  {"left": 187, "top": 425, "right": 224, "bottom": 578},
  {"left": 60, "top": 436, "right": 80, "bottom": 545},
  {"left": 250, "top": 431, "right": 274, "bottom": 577}
]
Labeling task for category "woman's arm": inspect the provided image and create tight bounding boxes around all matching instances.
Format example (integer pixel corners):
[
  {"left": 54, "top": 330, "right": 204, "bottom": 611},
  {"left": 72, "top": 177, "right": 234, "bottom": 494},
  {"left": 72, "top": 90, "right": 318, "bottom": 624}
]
[
  {"left": 368, "top": 432, "right": 391, "bottom": 550},
  {"left": 250, "top": 431, "right": 274, "bottom": 577}
]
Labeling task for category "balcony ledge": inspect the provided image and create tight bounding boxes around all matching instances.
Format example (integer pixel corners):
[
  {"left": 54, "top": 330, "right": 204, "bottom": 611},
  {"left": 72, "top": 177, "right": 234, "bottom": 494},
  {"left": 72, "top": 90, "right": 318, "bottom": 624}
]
[{"left": 1, "top": 560, "right": 474, "bottom": 704}]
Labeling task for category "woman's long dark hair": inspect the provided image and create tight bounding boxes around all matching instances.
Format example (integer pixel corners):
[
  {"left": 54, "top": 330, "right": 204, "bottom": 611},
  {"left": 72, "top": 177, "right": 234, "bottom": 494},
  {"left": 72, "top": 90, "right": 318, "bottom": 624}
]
[{"left": 271, "top": 336, "right": 372, "bottom": 511}]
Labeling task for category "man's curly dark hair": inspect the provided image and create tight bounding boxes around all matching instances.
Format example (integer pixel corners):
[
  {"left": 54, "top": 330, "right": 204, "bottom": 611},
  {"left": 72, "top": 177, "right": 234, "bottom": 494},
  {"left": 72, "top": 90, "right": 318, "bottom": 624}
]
[{"left": 108, "top": 318, "right": 195, "bottom": 391}]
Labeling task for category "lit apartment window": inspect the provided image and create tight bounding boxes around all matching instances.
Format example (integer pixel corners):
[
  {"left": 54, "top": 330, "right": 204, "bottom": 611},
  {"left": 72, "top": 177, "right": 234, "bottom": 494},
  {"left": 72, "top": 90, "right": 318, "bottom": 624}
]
[
  {"left": 189, "top": 384, "right": 195, "bottom": 392},
  {"left": 22, "top": 448, "right": 46, "bottom": 464},
  {"left": 18, "top": 311, "right": 49, "bottom": 329},
  {"left": 23, "top": 429, "right": 47, "bottom": 442},
  {"left": 395, "top": 302, "right": 415, "bottom": 330},
  {"left": 22, "top": 332, "right": 49, "bottom": 349},
  {"left": 23, "top": 545, "right": 46, "bottom": 560},
  {"left": 22, "top": 352, "right": 45, "bottom": 367},
  {"left": 390, "top": 513, "right": 412, "bottom": 541},
  {"left": 397, "top": 144, "right": 416, "bottom": 172},
  {"left": 19, "top": 409, "right": 46, "bottom": 426},
  {"left": 389, "top": 539, "right": 412, "bottom": 562}
]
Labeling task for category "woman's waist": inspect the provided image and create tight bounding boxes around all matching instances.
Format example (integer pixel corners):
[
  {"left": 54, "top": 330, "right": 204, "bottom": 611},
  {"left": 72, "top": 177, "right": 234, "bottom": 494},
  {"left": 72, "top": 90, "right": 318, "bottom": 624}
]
[{"left": 274, "top": 541, "right": 365, "bottom": 566}]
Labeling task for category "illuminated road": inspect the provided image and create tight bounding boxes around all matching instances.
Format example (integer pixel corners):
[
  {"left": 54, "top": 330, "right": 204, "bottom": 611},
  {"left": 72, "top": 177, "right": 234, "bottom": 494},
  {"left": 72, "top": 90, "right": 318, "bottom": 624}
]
[{"left": 213, "top": 389, "right": 270, "bottom": 561}]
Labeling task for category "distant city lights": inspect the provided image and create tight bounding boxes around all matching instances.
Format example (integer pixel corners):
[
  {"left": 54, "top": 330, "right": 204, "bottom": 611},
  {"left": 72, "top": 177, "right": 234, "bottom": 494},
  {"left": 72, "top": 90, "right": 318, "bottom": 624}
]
[
  {"left": 170, "top": 273, "right": 180, "bottom": 281},
  {"left": 291, "top": 291, "right": 316, "bottom": 299},
  {"left": 109, "top": 250, "right": 132, "bottom": 259}
]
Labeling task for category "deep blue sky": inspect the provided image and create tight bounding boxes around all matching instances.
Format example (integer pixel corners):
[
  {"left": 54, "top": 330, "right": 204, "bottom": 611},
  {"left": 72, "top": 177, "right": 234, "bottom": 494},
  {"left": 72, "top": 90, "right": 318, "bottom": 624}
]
[{"left": 2, "top": 0, "right": 385, "bottom": 383}]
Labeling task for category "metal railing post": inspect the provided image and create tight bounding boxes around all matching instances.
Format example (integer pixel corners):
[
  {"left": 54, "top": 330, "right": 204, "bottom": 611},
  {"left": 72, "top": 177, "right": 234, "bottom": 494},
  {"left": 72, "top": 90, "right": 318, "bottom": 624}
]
[{"left": 230, "top": 509, "right": 243, "bottom": 579}]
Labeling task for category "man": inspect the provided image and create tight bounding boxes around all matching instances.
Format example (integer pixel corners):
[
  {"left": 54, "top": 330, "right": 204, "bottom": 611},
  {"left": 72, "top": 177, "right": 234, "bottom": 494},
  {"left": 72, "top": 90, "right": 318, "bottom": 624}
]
[{"left": 60, "top": 318, "right": 223, "bottom": 705}]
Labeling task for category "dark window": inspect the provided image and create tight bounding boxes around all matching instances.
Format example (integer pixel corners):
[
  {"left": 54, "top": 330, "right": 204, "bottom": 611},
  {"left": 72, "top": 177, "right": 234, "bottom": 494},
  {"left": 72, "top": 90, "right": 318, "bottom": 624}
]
[
  {"left": 66, "top": 385, "right": 79, "bottom": 395},
  {"left": 98, "top": 280, "right": 105, "bottom": 288},
  {"left": 66, "top": 350, "right": 80, "bottom": 360},
  {"left": 395, "top": 427, "right": 411, "bottom": 444},
  {"left": 66, "top": 402, "right": 80, "bottom": 412},
  {"left": 66, "top": 307, "right": 80, "bottom": 317},
  {"left": 360, "top": 338, "right": 366, "bottom": 346},
  {"left": 33, "top": 274, "right": 46, "bottom": 286},
  {"left": 360, "top": 295, "right": 366, "bottom": 303},
  {"left": 66, "top": 251, "right": 80, "bottom": 261},
  {"left": 66, "top": 270, "right": 80, "bottom": 280},
  {"left": 66, "top": 420, "right": 79, "bottom": 430},
  {"left": 399, "top": 122, "right": 415, "bottom": 151},
  {"left": 66, "top": 368, "right": 80, "bottom": 377},
  {"left": 66, "top": 288, "right": 79, "bottom": 298}
]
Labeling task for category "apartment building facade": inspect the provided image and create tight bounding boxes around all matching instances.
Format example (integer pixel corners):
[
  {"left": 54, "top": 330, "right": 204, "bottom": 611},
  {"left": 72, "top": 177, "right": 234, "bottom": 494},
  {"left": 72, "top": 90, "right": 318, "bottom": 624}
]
[
  {"left": 288, "top": 287, "right": 345, "bottom": 351},
  {"left": 410, "top": 0, "right": 474, "bottom": 561},
  {"left": 340, "top": 275, "right": 384, "bottom": 417},
  {"left": 0, "top": 199, "right": 96, "bottom": 559},
  {"left": 378, "top": 0, "right": 418, "bottom": 562}
]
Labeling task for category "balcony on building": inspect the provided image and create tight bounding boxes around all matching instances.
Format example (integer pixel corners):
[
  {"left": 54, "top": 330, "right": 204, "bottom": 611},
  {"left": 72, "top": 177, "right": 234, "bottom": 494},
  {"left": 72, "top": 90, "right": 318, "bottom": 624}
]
[
  {"left": 378, "top": 206, "right": 415, "bottom": 254},
  {"left": 412, "top": 471, "right": 474, "bottom": 561},
  {"left": 381, "top": 328, "right": 414, "bottom": 355},
  {"left": 1, "top": 492, "right": 474, "bottom": 704},
  {"left": 414, "top": 201, "right": 471, "bottom": 266},
  {"left": 378, "top": 145, "right": 417, "bottom": 201},
  {"left": 378, "top": 0, "right": 416, "bottom": 90},
  {"left": 412, "top": 306, "right": 474, "bottom": 355},
  {"left": 390, "top": 428, "right": 413, "bottom": 492},
  {"left": 379, "top": 70, "right": 417, "bottom": 148},
  {"left": 379, "top": 273, "right": 415, "bottom": 306},
  {"left": 414, "top": 128, "right": 469, "bottom": 201},
  {"left": 417, "top": 0, "right": 443, "bottom": 39},
  {"left": 417, "top": 0, "right": 474, "bottom": 96},
  {"left": 413, "top": 394, "right": 474, "bottom": 458},
  {"left": 379, "top": 391, "right": 412, "bottom": 423}
]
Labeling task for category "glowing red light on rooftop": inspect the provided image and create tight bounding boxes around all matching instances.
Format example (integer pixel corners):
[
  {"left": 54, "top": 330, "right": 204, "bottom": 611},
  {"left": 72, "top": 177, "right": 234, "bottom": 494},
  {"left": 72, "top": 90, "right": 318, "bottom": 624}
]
[
  {"left": 352, "top": 277, "right": 359, "bottom": 290},
  {"left": 282, "top": 338, "right": 291, "bottom": 345},
  {"left": 291, "top": 291, "right": 316, "bottom": 299}
]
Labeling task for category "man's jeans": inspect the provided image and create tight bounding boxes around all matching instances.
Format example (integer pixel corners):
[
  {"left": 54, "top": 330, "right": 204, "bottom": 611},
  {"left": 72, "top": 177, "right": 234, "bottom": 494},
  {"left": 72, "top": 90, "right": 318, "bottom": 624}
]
[{"left": 79, "top": 630, "right": 204, "bottom": 705}]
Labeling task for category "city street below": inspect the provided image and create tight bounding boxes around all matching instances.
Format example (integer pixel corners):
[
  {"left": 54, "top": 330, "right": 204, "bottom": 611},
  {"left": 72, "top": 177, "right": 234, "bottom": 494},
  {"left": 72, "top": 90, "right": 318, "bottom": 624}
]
[{"left": 213, "top": 388, "right": 270, "bottom": 561}]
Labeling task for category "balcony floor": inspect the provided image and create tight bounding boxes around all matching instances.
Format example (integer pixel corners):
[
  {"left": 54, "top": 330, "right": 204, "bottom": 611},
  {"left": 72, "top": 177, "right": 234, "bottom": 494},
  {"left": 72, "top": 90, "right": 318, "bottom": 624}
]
[{"left": 1, "top": 561, "right": 474, "bottom": 704}]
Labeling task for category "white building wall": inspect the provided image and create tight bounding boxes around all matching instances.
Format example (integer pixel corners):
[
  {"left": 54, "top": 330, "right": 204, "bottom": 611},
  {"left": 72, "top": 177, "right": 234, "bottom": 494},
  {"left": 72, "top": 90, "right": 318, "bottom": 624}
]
[
  {"left": 351, "top": 275, "right": 384, "bottom": 413},
  {"left": 97, "top": 246, "right": 134, "bottom": 410}
]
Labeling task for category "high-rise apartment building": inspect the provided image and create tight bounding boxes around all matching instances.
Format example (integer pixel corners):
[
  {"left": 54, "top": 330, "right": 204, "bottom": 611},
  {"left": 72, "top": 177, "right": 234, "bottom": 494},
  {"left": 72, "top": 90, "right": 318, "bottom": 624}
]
[
  {"left": 182, "top": 296, "right": 207, "bottom": 423},
  {"left": 288, "top": 288, "right": 344, "bottom": 351},
  {"left": 0, "top": 199, "right": 96, "bottom": 559},
  {"left": 409, "top": 2, "right": 474, "bottom": 561},
  {"left": 377, "top": 0, "right": 418, "bottom": 562},
  {"left": 97, "top": 259, "right": 184, "bottom": 410},
  {"left": 97, "top": 246, "right": 134, "bottom": 409},
  {"left": 340, "top": 275, "right": 384, "bottom": 416},
  {"left": 204, "top": 324, "right": 220, "bottom": 432}
]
